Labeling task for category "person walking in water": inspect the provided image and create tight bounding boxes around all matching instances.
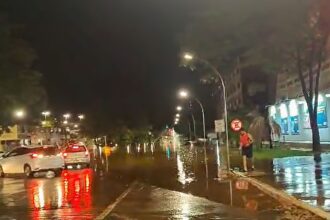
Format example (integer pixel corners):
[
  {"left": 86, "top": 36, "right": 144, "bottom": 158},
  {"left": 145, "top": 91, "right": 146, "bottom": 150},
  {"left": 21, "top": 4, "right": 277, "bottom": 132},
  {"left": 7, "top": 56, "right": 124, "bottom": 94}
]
[{"left": 239, "top": 128, "right": 255, "bottom": 172}]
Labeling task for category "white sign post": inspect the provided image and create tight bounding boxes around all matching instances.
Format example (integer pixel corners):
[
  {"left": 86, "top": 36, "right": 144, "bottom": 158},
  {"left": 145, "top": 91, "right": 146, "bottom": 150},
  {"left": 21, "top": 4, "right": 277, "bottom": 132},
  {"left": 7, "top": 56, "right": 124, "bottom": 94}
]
[{"left": 215, "top": 119, "right": 225, "bottom": 133}]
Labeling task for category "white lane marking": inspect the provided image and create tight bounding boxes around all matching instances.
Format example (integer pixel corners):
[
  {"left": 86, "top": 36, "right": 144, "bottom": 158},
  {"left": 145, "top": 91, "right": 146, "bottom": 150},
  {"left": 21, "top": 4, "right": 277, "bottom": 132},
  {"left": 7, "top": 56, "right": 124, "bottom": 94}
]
[{"left": 95, "top": 181, "right": 138, "bottom": 220}]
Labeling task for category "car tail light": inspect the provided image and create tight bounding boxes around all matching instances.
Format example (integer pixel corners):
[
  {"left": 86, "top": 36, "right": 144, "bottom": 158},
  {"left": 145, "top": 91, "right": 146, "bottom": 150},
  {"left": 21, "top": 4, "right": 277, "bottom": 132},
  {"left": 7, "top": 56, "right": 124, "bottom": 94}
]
[{"left": 31, "top": 153, "right": 44, "bottom": 159}]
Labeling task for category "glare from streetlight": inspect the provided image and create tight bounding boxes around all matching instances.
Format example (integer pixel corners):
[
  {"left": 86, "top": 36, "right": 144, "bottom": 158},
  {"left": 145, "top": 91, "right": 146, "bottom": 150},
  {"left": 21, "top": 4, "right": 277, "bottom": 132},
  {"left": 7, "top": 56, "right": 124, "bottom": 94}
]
[
  {"left": 174, "top": 121, "right": 178, "bottom": 125},
  {"left": 15, "top": 110, "right": 25, "bottom": 119},
  {"left": 78, "top": 114, "right": 85, "bottom": 120},
  {"left": 176, "top": 113, "right": 180, "bottom": 117},
  {"left": 176, "top": 106, "right": 182, "bottom": 111},
  {"left": 183, "top": 53, "right": 193, "bottom": 61},
  {"left": 42, "top": 111, "right": 51, "bottom": 116},
  {"left": 63, "top": 120, "right": 68, "bottom": 125},
  {"left": 179, "top": 90, "right": 189, "bottom": 98},
  {"left": 63, "top": 113, "right": 71, "bottom": 119},
  {"left": 74, "top": 124, "right": 79, "bottom": 128}
]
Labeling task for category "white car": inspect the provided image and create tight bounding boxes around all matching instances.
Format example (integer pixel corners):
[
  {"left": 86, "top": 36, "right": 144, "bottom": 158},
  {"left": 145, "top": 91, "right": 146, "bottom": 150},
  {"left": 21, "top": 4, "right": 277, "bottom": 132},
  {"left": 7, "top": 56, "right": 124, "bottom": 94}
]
[
  {"left": 0, "top": 146, "right": 64, "bottom": 178},
  {"left": 63, "top": 144, "right": 90, "bottom": 169}
]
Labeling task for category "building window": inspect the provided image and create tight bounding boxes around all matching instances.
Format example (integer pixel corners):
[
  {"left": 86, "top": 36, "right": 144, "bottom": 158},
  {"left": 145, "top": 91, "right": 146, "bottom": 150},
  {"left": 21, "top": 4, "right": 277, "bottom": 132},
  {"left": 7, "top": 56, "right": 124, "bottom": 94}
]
[
  {"left": 289, "top": 100, "right": 299, "bottom": 135},
  {"left": 303, "top": 95, "right": 328, "bottom": 128},
  {"left": 269, "top": 106, "right": 276, "bottom": 120},
  {"left": 280, "top": 103, "right": 289, "bottom": 135}
]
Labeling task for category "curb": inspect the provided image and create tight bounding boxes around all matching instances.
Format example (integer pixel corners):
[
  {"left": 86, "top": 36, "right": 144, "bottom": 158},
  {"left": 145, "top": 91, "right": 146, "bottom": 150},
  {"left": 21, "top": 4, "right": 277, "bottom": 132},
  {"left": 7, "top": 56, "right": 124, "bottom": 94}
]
[{"left": 231, "top": 171, "right": 330, "bottom": 220}]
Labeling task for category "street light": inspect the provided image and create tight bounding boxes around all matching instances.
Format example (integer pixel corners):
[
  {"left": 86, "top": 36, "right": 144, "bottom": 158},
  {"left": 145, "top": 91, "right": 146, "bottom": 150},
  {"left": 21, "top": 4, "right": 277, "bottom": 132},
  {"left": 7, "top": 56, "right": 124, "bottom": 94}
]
[
  {"left": 78, "top": 114, "right": 85, "bottom": 120},
  {"left": 184, "top": 53, "right": 193, "bottom": 60},
  {"left": 176, "top": 106, "right": 182, "bottom": 111},
  {"left": 74, "top": 124, "right": 79, "bottom": 128},
  {"left": 63, "top": 113, "right": 71, "bottom": 120},
  {"left": 42, "top": 111, "right": 51, "bottom": 120},
  {"left": 178, "top": 89, "right": 206, "bottom": 141},
  {"left": 63, "top": 120, "right": 68, "bottom": 125},
  {"left": 176, "top": 113, "right": 180, "bottom": 118},
  {"left": 183, "top": 52, "right": 230, "bottom": 171},
  {"left": 179, "top": 90, "right": 188, "bottom": 98},
  {"left": 14, "top": 110, "right": 25, "bottom": 119}
]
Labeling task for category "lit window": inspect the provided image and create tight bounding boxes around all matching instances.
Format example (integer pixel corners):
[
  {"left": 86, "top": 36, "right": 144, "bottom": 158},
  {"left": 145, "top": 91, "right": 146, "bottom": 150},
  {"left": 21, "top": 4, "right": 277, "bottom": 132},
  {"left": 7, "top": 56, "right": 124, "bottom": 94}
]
[
  {"left": 280, "top": 103, "right": 288, "bottom": 118},
  {"left": 289, "top": 100, "right": 298, "bottom": 117},
  {"left": 269, "top": 106, "right": 276, "bottom": 118}
]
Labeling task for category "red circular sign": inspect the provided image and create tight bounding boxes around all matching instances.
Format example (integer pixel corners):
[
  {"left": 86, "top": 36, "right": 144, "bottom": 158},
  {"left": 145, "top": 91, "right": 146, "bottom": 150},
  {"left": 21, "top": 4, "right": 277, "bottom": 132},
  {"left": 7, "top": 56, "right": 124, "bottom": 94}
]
[{"left": 231, "top": 119, "right": 242, "bottom": 132}]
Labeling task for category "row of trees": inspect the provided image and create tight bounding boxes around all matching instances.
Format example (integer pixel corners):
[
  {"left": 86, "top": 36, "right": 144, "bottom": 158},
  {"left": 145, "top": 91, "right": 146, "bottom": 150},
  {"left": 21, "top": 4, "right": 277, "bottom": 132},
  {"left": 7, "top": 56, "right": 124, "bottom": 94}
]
[
  {"left": 0, "top": 14, "right": 46, "bottom": 131},
  {"left": 180, "top": 0, "right": 330, "bottom": 153}
]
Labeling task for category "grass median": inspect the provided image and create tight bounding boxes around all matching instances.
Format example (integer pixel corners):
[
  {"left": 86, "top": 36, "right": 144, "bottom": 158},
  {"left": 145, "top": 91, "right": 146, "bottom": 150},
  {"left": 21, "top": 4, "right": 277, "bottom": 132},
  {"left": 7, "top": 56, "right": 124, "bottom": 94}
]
[{"left": 253, "top": 148, "right": 312, "bottom": 160}]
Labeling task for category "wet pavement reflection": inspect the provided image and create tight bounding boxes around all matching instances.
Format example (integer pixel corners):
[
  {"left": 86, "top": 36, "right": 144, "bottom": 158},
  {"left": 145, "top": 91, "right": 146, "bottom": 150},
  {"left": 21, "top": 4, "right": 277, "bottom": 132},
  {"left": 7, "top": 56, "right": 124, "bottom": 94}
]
[
  {"left": 259, "top": 153, "right": 330, "bottom": 211},
  {"left": 0, "top": 138, "right": 284, "bottom": 219}
]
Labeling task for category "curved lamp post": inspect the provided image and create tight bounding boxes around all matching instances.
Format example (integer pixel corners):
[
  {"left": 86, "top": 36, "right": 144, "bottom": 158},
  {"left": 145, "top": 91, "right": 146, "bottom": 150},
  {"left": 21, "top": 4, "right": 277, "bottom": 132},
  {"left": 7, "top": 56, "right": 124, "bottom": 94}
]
[
  {"left": 178, "top": 89, "right": 206, "bottom": 140},
  {"left": 183, "top": 53, "right": 230, "bottom": 171}
]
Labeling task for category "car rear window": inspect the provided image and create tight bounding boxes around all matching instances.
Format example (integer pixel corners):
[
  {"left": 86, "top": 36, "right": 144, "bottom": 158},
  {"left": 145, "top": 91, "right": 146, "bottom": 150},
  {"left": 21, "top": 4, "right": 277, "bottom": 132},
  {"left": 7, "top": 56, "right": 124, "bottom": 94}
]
[
  {"left": 65, "top": 145, "right": 86, "bottom": 153},
  {"left": 31, "top": 146, "right": 60, "bottom": 156}
]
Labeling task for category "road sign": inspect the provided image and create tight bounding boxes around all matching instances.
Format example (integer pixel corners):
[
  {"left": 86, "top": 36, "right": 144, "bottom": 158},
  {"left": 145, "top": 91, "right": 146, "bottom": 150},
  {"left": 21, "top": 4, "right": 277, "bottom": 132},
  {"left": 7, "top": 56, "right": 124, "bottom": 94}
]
[
  {"left": 231, "top": 119, "right": 242, "bottom": 132},
  {"left": 215, "top": 119, "right": 225, "bottom": 133}
]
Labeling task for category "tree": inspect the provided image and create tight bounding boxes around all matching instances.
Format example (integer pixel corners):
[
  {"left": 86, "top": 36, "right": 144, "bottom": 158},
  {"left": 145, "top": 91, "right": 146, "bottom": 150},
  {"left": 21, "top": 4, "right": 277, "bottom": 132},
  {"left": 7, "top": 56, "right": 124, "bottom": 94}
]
[
  {"left": 0, "top": 15, "right": 46, "bottom": 128},
  {"left": 180, "top": 0, "right": 330, "bottom": 153}
]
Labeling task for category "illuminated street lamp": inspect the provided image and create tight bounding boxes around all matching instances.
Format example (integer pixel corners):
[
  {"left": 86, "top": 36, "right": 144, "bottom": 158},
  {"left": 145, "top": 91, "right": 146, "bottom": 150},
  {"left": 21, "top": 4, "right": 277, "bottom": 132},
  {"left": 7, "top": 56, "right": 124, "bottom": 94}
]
[
  {"left": 63, "top": 113, "right": 71, "bottom": 120},
  {"left": 178, "top": 89, "right": 206, "bottom": 141},
  {"left": 183, "top": 52, "right": 230, "bottom": 171},
  {"left": 14, "top": 110, "right": 25, "bottom": 119},
  {"left": 74, "top": 124, "right": 79, "bottom": 128},
  {"left": 176, "top": 106, "right": 182, "bottom": 111},
  {"left": 183, "top": 53, "right": 193, "bottom": 61},
  {"left": 42, "top": 111, "right": 51, "bottom": 120},
  {"left": 176, "top": 113, "right": 180, "bottom": 118},
  {"left": 179, "top": 90, "right": 188, "bottom": 98},
  {"left": 78, "top": 114, "right": 85, "bottom": 120},
  {"left": 63, "top": 120, "right": 68, "bottom": 125}
]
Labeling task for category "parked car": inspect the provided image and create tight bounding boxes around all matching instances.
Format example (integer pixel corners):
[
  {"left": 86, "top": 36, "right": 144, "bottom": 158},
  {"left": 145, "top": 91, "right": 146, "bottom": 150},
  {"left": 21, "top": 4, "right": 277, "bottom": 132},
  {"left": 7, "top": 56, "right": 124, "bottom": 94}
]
[
  {"left": 62, "top": 144, "right": 90, "bottom": 169},
  {"left": 0, "top": 146, "right": 64, "bottom": 178}
]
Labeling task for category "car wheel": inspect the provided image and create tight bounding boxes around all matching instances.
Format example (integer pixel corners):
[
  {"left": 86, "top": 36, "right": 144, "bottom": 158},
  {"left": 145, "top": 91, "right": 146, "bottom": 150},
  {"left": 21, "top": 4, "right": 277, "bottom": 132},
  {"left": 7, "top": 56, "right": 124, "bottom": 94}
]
[
  {"left": 24, "top": 165, "right": 32, "bottom": 178},
  {"left": 0, "top": 166, "right": 4, "bottom": 178},
  {"left": 55, "top": 169, "right": 62, "bottom": 177}
]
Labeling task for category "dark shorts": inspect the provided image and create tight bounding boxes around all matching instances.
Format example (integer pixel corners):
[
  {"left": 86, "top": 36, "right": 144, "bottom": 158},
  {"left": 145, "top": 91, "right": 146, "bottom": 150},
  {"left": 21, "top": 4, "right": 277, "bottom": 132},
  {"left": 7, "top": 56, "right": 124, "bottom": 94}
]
[{"left": 242, "top": 145, "right": 253, "bottom": 158}]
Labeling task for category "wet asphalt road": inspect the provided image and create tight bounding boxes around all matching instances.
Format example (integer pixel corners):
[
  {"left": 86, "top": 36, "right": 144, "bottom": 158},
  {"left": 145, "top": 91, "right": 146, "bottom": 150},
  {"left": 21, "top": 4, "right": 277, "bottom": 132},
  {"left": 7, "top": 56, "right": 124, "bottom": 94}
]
[{"left": 0, "top": 141, "right": 283, "bottom": 220}]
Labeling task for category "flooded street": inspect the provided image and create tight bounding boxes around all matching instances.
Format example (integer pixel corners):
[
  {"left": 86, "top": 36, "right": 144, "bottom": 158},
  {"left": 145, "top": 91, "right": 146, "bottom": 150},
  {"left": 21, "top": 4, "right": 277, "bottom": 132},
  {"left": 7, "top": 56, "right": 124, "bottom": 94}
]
[
  {"left": 256, "top": 153, "right": 330, "bottom": 212},
  {"left": 0, "top": 141, "right": 289, "bottom": 219}
]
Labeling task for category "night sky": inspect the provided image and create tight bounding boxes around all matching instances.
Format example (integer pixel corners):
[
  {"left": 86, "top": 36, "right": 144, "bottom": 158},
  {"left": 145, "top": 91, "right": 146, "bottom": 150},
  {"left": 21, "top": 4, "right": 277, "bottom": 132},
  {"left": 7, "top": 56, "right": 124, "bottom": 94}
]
[{"left": 2, "top": 1, "right": 215, "bottom": 130}]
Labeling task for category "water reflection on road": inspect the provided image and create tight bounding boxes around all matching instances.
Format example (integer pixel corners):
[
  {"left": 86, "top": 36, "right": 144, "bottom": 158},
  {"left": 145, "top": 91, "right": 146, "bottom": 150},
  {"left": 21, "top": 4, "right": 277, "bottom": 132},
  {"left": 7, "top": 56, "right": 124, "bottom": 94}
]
[
  {"left": 27, "top": 169, "right": 93, "bottom": 219},
  {"left": 271, "top": 153, "right": 330, "bottom": 211},
  {"left": 0, "top": 138, "right": 283, "bottom": 219}
]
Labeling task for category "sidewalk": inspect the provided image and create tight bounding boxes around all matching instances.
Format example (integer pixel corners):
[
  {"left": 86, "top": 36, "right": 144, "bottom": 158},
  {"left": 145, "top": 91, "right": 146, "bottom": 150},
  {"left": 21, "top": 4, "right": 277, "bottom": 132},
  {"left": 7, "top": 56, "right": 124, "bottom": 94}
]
[{"left": 232, "top": 151, "right": 330, "bottom": 217}]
